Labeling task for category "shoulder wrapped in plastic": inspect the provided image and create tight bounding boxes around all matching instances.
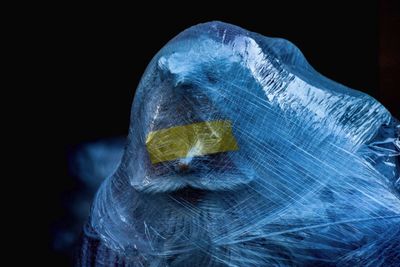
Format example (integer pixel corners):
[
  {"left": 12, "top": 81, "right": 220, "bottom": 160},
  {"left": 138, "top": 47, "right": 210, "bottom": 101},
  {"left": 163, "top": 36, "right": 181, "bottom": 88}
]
[{"left": 77, "top": 21, "right": 400, "bottom": 266}]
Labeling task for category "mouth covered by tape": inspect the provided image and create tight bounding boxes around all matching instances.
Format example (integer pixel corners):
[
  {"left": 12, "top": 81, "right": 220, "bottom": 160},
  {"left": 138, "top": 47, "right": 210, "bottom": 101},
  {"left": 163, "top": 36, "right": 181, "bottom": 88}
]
[{"left": 145, "top": 120, "right": 239, "bottom": 164}]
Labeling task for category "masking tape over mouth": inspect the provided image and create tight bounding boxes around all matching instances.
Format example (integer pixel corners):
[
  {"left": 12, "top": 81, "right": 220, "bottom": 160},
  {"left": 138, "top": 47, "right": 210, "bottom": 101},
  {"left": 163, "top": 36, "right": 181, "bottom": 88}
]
[{"left": 145, "top": 120, "right": 239, "bottom": 164}]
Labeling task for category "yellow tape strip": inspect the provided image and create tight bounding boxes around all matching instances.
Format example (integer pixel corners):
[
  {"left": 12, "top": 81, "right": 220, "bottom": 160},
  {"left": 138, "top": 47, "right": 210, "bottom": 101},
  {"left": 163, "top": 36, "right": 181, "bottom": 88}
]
[{"left": 146, "top": 120, "right": 239, "bottom": 164}]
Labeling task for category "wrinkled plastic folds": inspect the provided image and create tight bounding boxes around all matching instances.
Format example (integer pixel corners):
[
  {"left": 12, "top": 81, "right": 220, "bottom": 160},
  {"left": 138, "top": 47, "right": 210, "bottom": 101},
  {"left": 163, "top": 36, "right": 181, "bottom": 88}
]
[{"left": 77, "top": 21, "right": 400, "bottom": 266}]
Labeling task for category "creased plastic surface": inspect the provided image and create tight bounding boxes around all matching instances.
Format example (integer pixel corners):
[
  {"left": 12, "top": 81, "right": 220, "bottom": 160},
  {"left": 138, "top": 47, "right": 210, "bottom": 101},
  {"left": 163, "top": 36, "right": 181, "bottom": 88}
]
[{"left": 78, "top": 21, "right": 400, "bottom": 266}]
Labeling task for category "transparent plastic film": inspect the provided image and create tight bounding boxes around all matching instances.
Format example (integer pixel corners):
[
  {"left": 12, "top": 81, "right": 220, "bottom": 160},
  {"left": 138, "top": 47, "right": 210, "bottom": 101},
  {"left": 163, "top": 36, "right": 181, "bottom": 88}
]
[{"left": 76, "top": 21, "right": 400, "bottom": 266}]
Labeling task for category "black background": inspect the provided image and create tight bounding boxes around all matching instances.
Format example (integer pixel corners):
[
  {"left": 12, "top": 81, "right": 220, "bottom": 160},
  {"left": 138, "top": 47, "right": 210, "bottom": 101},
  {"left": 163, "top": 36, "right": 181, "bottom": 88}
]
[{"left": 38, "top": 1, "right": 399, "bottom": 266}]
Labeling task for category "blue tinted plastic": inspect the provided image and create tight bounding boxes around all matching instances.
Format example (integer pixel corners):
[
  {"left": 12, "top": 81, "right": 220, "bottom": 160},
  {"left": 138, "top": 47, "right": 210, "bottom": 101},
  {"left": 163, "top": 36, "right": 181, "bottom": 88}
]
[{"left": 77, "top": 21, "right": 400, "bottom": 266}]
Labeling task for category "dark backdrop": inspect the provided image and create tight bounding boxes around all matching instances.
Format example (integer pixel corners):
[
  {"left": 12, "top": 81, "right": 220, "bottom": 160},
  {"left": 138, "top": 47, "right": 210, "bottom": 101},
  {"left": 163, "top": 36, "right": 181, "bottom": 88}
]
[{"left": 44, "top": 1, "right": 399, "bottom": 266}]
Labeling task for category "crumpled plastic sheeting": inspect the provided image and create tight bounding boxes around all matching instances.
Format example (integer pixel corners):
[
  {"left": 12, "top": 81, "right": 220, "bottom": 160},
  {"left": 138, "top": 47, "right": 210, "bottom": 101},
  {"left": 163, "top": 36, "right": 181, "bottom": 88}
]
[{"left": 77, "top": 21, "right": 400, "bottom": 266}]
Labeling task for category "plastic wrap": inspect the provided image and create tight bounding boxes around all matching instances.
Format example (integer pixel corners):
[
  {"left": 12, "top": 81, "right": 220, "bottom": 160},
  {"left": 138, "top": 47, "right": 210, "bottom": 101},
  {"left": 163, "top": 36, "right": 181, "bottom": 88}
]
[{"left": 77, "top": 21, "right": 400, "bottom": 266}]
